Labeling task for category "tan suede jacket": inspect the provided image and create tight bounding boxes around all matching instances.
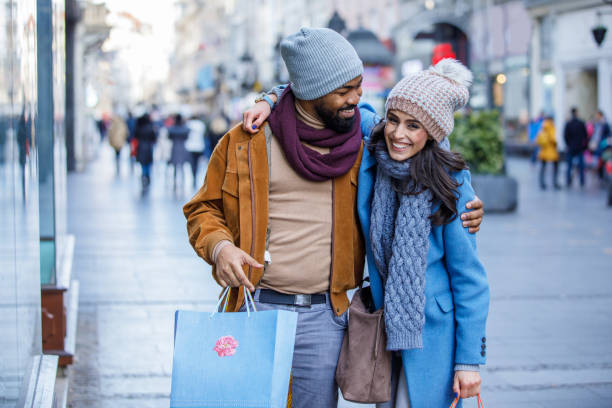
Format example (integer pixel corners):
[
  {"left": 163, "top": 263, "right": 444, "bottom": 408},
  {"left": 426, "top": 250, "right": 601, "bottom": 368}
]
[{"left": 183, "top": 123, "right": 365, "bottom": 315}]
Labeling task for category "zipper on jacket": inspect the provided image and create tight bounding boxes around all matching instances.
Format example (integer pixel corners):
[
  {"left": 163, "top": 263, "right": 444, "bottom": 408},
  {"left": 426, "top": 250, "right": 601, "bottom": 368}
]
[
  {"left": 330, "top": 179, "right": 336, "bottom": 313},
  {"left": 247, "top": 141, "right": 256, "bottom": 281}
]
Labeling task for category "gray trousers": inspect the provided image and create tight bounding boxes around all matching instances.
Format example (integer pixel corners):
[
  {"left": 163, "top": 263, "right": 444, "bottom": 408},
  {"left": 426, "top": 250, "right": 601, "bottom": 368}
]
[{"left": 240, "top": 289, "right": 348, "bottom": 408}]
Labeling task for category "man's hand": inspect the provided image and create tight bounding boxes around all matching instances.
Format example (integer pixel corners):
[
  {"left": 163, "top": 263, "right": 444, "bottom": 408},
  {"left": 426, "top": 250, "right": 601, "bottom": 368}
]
[
  {"left": 453, "top": 370, "right": 481, "bottom": 399},
  {"left": 215, "top": 244, "right": 262, "bottom": 291},
  {"left": 461, "top": 195, "right": 484, "bottom": 233},
  {"left": 242, "top": 98, "right": 276, "bottom": 133}
]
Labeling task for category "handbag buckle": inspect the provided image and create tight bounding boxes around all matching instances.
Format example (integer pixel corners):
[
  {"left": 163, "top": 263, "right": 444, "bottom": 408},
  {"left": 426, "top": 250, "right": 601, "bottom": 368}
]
[{"left": 294, "top": 294, "right": 311, "bottom": 307}]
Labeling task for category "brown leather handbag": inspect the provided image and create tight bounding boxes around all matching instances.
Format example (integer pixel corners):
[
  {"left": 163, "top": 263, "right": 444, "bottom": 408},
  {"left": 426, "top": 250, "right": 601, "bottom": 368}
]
[{"left": 335, "top": 285, "right": 392, "bottom": 403}]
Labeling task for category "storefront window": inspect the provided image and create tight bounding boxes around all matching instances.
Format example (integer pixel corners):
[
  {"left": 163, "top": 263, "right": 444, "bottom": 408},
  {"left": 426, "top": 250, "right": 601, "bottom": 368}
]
[{"left": 0, "top": 0, "right": 42, "bottom": 405}]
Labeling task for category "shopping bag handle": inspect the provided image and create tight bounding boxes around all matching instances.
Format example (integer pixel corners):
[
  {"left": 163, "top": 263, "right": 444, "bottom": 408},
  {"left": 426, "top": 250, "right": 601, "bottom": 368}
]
[
  {"left": 244, "top": 286, "right": 257, "bottom": 312},
  {"left": 210, "top": 286, "right": 257, "bottom": 318},
  {"left": 449, "top": 394, "right": 484, "bottom": 408}
]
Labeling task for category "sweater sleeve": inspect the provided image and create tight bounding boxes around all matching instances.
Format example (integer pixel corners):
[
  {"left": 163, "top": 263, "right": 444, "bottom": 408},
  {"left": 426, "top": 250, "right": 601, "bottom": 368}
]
[
  {"left": 267, "top": 84, "right": 288, "bottom": 102},
  {"left": 443, "top": 170, "right": 490, "bottom": 366}
]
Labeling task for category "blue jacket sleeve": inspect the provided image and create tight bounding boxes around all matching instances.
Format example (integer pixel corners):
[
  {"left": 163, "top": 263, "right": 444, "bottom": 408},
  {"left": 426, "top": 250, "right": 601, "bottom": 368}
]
[
  {"left": 443, "top": 170, "right": 490, "bottom": 366},
  {"left": 358, "top": 102, "right": 381, "bottom": 142}
]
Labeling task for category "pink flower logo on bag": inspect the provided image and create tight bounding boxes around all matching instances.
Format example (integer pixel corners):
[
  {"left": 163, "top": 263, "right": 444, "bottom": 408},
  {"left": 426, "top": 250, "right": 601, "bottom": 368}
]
[{"left": 214, "top": 335, "right": 238, "bottom": 357}]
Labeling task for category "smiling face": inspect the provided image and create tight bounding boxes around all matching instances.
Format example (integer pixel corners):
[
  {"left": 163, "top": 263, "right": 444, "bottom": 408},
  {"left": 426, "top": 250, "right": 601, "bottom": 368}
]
[
  {"left": 384, "top": 110, "right": 430, "bottom": 161},
  {"left": 312, "top": 75, "right": 363, "bottom": 133}
]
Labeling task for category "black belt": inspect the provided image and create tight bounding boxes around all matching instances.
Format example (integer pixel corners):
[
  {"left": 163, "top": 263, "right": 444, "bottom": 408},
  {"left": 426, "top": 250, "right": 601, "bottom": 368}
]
[{"left": 258, "top": 289, "right": 326, "bottom": 307}]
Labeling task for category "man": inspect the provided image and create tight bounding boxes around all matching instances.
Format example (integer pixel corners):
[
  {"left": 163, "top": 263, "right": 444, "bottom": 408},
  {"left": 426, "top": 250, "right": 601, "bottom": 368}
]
[
  {"left": 183, "top": 28, "right": 483, "bottom": 408},
  {"left": 564, "top": 107, "right": 588, "bottom": 187}
]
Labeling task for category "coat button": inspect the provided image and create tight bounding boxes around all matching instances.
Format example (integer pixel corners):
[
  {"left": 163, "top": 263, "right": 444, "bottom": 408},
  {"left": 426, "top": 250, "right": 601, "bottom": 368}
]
[
  {"left": 481, "top": 344, "right": 486, "bottom": 350},
  {"left": 481, "top": 351, "right": 486, "bottom": 357},
  {"left": 238, "top": 146, "right": 242, "bottom": 150},
  {"left": 482, "top": 337, "right": 486, "bottom": 343}
]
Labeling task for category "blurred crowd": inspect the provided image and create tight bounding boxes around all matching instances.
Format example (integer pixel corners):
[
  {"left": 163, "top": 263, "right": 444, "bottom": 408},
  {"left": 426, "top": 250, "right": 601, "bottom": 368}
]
[
  {"left": 529, "top": 107, "right": 612, "bottom": 200},
  {"left": 96, "top": 107, "right": 233, "bottom": 191}
]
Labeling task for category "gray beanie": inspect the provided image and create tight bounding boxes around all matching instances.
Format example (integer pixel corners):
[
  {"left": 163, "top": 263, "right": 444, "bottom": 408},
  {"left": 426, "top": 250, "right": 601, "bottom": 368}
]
[{"left": 280, "top": 27, "right": 363, "bottom": 100}]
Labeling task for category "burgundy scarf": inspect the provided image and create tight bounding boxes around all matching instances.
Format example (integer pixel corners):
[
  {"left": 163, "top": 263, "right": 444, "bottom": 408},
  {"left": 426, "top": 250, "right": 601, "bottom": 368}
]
[{"left": 267, "top": 86, "right": 362, "bottom": 181}]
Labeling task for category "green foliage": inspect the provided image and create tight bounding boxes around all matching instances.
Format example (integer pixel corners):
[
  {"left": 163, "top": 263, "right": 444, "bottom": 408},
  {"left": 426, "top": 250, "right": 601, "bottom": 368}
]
[{"left": 448, "top": 110, "right": 504, "bottom": 175}]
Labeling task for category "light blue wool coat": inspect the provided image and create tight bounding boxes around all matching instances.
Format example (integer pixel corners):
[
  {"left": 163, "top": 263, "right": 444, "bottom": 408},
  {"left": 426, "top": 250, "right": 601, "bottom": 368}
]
[{"left": 357, "top": 103, "right": 490, "bottom": 408}]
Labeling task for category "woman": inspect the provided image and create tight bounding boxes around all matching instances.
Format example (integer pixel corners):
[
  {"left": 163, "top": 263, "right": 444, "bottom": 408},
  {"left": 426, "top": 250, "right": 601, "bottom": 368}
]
[
  {"left": 108, "top": 114, "right": 128, "bottom": 174},
  {"left": 167, "top": 114, "right": 191, "bottom": 189},
  {"left": 357, "top": 59, "right": 489, "bottom": 408},
  {"left": 535, "top": 116, "right": 560, "bottom": 190},
  {"left": 244, "top": 59, "right": 489, "bottom": 407},
  {"left": 135, "top": 113, "right": 157, "bottom": 190}
]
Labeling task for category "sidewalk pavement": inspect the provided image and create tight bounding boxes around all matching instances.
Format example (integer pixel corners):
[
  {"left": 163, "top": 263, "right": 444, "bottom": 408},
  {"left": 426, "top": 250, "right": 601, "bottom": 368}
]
[{"left": 67, "top": 145, "right": 612, "bottom": 408}]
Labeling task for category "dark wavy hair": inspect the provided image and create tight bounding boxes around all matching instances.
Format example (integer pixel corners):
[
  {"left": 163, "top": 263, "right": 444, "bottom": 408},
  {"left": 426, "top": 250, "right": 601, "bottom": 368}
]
[{"left": 367, "top": 120, "right": 468, "bottom": 226}]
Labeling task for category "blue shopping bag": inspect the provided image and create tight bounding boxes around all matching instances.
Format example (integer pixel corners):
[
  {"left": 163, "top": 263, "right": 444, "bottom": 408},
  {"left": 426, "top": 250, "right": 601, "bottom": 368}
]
[{"left": 171, "top": 287, "right": 298, "bottom": 408}]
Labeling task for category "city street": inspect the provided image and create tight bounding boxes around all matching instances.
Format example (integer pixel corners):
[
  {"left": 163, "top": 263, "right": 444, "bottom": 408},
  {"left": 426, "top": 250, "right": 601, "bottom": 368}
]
[{"left": 67, "top": 144, "right": 612, "bottom": 408}]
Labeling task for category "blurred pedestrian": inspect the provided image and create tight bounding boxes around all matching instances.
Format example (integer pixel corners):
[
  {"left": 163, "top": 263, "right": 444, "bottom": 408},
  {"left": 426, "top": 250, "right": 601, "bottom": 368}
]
[
  {"left": 564, "top": 107, "right": 588, "bottom": 188},
  {"left": 535, "top": 116, "right": 560, "bottom": 190},
  {"left": 204, "top": 113, "right": 229, "bottom": 160},
  {"left": 126, "top": 111, "right": 136, "bottom": 138},
  {"left": 135, "top": 113, "right": 157, "bottom": 190},
  {"left": 96, "top": 117, "right": 107, "bottom": 141},
  {"left": 185, "top": 116, "right": 206, "bottom": 188},
  {"left": 528, "top": 112, "right": 545, "bottom": 165},
  {"left": 108, "top": 114, "right": 129, "bottom": 174},
  {"left": 126, "top": 111, "right": 137, "bottom": 172},
  {"left": 168, "top": 114, "right": 190, "bottom": 189},
  {"left": 590, "top": 110, "right": 610, "bottom": 179}
]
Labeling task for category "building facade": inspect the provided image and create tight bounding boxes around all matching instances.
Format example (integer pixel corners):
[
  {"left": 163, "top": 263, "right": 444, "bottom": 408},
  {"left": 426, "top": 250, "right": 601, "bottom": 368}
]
[
  {"left": 168, "top": 0, "right": 532, "bottom": 140},
  {"left": 527, "top": 0, "right": 612, "bottom": 149},
  {"left": 391, "top": 0, "right": 531, "bottom": 141}
]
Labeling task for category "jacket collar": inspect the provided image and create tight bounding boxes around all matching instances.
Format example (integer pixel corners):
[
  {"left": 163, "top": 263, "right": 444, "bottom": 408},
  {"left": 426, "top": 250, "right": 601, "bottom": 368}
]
[{"left": 361, "top": 140, "right": 377, "bottom": 172}]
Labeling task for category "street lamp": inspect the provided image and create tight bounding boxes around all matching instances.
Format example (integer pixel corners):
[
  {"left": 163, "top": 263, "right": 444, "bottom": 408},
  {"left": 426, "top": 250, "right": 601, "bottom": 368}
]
[
  {"left": 592, "top": 3, "right": 612, "bottom": 47},
  {"left": 593, "top": 12, "right": 607, "bottom": 47}
]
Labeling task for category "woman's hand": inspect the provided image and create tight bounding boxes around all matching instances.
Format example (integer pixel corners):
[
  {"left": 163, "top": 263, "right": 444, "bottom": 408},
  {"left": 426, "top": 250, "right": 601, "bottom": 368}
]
[
  {"left": 453, "top": 370, "right": 481, "bottom": 399},
  {"left": 242, "top": 97, "right": 276, "bottom": 133}
]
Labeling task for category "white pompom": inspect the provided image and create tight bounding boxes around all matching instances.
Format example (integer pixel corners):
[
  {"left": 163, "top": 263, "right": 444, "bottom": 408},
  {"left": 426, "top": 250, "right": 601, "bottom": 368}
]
[{"left": 429, "top": 58, "right": 473, "bottom": 88}]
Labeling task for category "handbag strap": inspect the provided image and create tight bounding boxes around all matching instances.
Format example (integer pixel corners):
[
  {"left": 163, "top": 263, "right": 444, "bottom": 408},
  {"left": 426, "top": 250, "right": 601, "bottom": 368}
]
[{"left": 449, "top": 394, "right": 484, "bottom": 408}]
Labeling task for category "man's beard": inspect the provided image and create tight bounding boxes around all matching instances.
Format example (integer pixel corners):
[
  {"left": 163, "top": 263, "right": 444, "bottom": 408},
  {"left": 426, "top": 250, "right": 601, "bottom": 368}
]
[{"left": 314, "top": 103, "right": 356, "bottom": 133}]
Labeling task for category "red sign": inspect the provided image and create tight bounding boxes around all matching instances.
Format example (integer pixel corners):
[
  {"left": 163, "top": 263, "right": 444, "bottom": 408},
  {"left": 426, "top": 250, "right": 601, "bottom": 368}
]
[{"left": 432, "top": 43, "right": 456, "bottom": 65}]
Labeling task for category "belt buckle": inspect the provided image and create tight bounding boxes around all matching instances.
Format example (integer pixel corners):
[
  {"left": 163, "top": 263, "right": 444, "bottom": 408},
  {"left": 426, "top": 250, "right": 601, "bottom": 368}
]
[{"left": 294, "top": 294, "right": 311, "bottom": 307}]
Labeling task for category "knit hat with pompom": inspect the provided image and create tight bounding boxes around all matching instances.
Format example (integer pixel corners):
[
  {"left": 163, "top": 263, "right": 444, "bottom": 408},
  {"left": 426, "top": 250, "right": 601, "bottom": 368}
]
[{"left": 385, "top": 58, "right": 473, "bottom": 142}]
